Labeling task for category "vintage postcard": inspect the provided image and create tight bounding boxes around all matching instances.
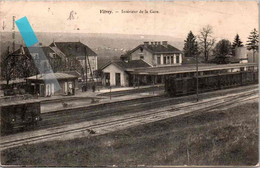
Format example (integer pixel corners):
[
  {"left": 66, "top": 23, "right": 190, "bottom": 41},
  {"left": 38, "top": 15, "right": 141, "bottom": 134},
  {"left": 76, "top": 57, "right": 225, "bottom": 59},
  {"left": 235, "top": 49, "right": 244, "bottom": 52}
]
[{"left": 0, "top": 0, "right": 259, "bottom": 167}]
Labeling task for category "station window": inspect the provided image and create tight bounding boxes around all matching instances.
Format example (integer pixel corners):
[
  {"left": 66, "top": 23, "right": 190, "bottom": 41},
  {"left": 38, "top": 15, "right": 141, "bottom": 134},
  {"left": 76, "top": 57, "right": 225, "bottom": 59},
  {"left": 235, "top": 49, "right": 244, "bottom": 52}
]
[
  {"left": 140, "top": 55, "right": 144, "bottom": 60},
  {"left": 176, "top": 54, "right": 180, "bottom": 63},
  {"left": 171, "top": 56, "right": 174, "bottom": 64},
  {"left": 157, "top": 56, "right": 161, "bottom": 65},
  {"left": 163, "top": 56, "right": 167, "bottom": 64},
  {"left": 167, "top": 56, "right": 170, "bottom": 64}
]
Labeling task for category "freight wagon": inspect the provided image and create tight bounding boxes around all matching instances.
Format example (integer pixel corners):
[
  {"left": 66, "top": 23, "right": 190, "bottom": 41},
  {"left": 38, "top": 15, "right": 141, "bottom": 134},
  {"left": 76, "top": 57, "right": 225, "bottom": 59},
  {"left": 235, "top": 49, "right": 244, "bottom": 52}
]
[
  {"left": 0, "top": 100, "right": 41, "bottom": 134},
  {"left": 165, "top": 71, "right": 258, "bottom": 96}
]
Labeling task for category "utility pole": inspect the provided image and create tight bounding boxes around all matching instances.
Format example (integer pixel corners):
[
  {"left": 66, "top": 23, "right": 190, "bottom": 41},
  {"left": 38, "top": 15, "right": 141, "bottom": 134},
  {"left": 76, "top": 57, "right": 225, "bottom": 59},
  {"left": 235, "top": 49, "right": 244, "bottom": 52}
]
[
  {"left": 152, "top": 75, "right": 155, "bottom": 95},
  {"left": 110, "top": 86, "right": 112, "bottom": 100},
  {"left": 196, "top": 54, "right": 199, "bottom": 102},
  {"left": 12, "top": 16, "right": 15, "bottom": 52},
  {"left": 84, "top": 47, "right": 88, "bottom": 91}
]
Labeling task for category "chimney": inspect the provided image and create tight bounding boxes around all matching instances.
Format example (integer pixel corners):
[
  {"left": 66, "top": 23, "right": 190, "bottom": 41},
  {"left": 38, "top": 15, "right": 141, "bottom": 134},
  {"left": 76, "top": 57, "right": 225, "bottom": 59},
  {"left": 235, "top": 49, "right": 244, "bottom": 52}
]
[
  {"left": 162, "top": 41, "right": 168, "bottom": 47},
  {"left": 144, "top": 41, "right": 149, "bottom": 47}
]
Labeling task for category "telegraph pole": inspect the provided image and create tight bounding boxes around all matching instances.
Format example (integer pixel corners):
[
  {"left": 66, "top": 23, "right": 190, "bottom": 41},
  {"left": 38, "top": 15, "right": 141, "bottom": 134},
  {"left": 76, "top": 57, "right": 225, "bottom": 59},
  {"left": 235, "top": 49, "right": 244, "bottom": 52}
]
[
  {"left": 84, "top": 47, "right": 88, "bottom": 91},
  {"left": 12, "top": 16, "right": 15, "bottom": 52},
  {"left": 196, "top": 54, "right": 199, "bottom": 102}
]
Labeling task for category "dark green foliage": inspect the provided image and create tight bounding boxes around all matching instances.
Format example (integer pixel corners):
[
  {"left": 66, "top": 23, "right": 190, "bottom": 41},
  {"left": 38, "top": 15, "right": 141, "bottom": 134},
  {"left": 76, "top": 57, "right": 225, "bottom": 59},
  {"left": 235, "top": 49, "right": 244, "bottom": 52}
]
[
  {"left": 183, "top": 31, "right": 199, "bottom": 58},
  {"left": 213, "top": 39, "right": 232, "bottom": 58},
  {"left": 231, "top": 34, "right": 243, "bottom": 55},
  {"left": 246, "top": 28, "right": 259, "bottom": 51}
]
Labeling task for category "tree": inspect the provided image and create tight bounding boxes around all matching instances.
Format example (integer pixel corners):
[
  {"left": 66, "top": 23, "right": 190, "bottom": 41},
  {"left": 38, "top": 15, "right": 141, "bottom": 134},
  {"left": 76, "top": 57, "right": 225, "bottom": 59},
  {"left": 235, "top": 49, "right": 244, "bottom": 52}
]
[
  {"left": 1, "top": 46, "right": 16, "bottom": 85},
  {"left": 198, "top": 25, "right": 216, "bottom": 62},
  {"left": 1, "top": 46, "right": 38, "bottom": 86},
  {"left": 246, "top": 28, "right": 259, "bottom": 62},
  {"left": 232, "top": 34, "right": 243, "bottom": 48},
  {"left": 183, "top": 31, "right": 199, "bottom": 57},
  {"left": 213, "top": 39, "right": 232, "bottom": 58},
  {"left": 232, "top": 34, "right": 243, "bottom": 55}
]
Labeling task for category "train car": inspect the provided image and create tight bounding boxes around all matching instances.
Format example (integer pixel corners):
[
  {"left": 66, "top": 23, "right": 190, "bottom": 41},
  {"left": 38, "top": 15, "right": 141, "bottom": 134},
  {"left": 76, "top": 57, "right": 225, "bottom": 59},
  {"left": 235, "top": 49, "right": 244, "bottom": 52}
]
[
  {"left": 0, "top": 100, "right": 41, "bottom": 134},
  {"left": 165, "top": 71, "right": 258, "bottom": 96}
]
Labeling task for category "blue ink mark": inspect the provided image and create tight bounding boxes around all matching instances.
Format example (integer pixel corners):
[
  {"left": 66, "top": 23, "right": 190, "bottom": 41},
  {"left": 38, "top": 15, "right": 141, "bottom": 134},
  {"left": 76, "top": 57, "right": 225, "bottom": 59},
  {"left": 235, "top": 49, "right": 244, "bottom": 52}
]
[{"left": 15, "top": 16, "right": 38, "bottom": 47}]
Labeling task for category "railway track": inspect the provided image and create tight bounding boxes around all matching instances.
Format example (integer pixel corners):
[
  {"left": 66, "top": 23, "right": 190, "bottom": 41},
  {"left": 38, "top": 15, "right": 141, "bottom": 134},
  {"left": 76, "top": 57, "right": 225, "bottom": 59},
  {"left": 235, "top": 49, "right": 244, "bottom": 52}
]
[
  {"left": 38, "top": 86, "right": 258, "bottom": 129},
  {"left": 1, "top": 89, "right": 258, "bottom": 151},
  {"left": 4, "top": 85, "right": 258, "bottom": 135},
  {"left": 97, "top": 85, "right": 164, "bottom": 97}
]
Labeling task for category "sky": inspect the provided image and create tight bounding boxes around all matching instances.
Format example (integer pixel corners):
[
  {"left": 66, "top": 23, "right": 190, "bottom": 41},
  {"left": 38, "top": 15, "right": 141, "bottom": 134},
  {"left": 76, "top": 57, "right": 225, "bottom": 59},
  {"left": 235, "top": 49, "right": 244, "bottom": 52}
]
[{"left": 0, "top": 1, "right": 259, "bottom": 42}]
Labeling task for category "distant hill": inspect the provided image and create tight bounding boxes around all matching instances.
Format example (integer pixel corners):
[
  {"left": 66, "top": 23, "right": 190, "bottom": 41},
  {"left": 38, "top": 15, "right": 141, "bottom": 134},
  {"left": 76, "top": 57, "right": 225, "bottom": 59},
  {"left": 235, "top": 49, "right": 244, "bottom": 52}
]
[{"left": 0, "top": 32, "right": 184, "bottom": 68}]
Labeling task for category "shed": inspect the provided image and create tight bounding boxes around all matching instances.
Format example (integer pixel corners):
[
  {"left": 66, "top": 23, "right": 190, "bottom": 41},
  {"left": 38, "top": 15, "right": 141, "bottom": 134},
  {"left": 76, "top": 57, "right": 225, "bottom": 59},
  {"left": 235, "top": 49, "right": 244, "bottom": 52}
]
[{"left": 26, "top": 72, "right": 78, "bottom": 97}]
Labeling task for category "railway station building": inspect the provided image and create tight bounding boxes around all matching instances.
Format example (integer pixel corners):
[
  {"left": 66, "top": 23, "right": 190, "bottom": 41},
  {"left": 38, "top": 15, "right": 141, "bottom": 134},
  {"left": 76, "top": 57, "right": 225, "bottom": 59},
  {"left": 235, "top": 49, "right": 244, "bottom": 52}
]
[{"left": 101, "top": 41, "right": 184, "bottom": 87}]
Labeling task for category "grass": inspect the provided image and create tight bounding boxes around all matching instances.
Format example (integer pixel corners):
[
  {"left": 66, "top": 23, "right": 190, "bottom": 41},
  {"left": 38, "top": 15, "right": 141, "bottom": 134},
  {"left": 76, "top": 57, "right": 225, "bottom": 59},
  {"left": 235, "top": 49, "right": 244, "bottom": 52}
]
[{"left": 1, "top": 101, "right": 259, "bottom": 167}]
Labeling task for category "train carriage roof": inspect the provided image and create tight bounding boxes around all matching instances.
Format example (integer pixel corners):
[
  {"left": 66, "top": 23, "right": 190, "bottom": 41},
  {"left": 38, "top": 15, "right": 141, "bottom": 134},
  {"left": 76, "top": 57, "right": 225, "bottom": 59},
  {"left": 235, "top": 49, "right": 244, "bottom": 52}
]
[{"left": 0, "top": 99, "right": 41, "bottom": 107}]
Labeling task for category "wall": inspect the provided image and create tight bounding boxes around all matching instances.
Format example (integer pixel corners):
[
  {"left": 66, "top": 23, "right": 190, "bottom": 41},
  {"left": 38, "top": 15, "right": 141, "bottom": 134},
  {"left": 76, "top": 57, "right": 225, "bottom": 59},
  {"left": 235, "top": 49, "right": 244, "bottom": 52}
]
[
  {"left": 43, "top": 79, "right": 76, "bottom": 96},
  {"left": 155, "top": 53, "right": 182, "bottom": 66},
  {"left": 102, "top": 64, "right": 129, "bottom": 86},
  {"left": 235, "top": 47, "right": 247, "bottom": 60},
  {"left": 129, "top": 47, "right": 183, "bottom": 66},
  {"left": 247, "top": 51, "right": 259, "bottom": 63},
  {"left": 130, "top": 48, "right": 154, "bottom": 65}
]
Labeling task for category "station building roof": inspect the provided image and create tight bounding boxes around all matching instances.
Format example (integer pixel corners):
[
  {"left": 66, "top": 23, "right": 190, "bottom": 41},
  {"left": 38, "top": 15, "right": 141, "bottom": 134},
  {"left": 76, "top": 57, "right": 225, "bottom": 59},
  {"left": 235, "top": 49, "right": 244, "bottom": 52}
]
[
  {"left": 100, "top": 60, "right": 151, "bottom": 71},
  {"left": 0, "top": 98, "right": 41, "bottom": 107},
  {"left": 26, "top": 72, "right": 78, "bottom": 81},
  {"left": 132, "top": 63, "right": 258, "bottom": 75}
]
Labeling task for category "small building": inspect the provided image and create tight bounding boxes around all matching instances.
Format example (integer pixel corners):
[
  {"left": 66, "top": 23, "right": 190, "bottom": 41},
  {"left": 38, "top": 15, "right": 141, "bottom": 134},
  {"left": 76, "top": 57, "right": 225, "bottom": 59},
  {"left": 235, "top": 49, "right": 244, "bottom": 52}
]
[
  {"left": 26, "top": 72, "right": 78, "bottom": 97},
  {"left": 120, "top": 41, "right": 183, "bottom": 66},
  {"left": 100, "top": 60, "right": 151, "bottom": 87},
  {"left": 235, "top": 47, "right": 259, "bottom": 64},
  {"left": 235, "top": 47, "right": 248, "bottom": 63}
]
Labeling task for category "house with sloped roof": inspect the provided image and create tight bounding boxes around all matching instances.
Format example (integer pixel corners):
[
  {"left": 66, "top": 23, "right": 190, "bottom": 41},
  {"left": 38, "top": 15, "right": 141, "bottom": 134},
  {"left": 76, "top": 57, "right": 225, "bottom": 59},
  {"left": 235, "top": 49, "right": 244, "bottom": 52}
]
[
  {"left": 120, "top": 41, "right": 183, "bottom": 66},
  {"left": 100, "top": 60, "right": 151, "bottom": 87},
  {"left": 49, "top": 41, "right": 97, "bottom": 80},
  {"left": 7, "top": 45, "right": 64, "bottom": 79}
]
